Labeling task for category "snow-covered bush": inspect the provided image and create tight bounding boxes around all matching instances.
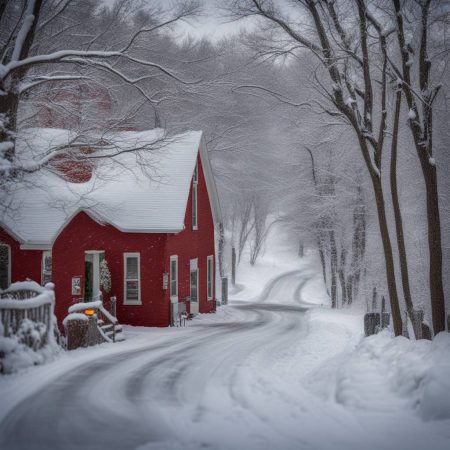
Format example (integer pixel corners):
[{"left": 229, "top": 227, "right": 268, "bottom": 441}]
[
  {"left": 15, "top": 319, "right": 47, "bottom": 351},
  {"left": 0, "top": 321, "right": 60, "bottom": 374}
]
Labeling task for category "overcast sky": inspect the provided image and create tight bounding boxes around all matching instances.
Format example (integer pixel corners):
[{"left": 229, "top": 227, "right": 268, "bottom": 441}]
[
  {"left": 172, "top": 2, "right": 255, "bottom": 41},
  {"left": 101, "top": 0, "right": 256, "bottom": 41}
]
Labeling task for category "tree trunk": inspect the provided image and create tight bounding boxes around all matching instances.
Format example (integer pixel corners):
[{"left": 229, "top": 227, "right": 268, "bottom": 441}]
[
  {"left": 348, "top": 185, "right": 366, "bottom": 305},
  {"left": 1, "top": 0, "right": 44, "bottom": 163},
  {"left": 390, "top": 91, "right": 418, "bottom": 338},
  {"left": 329, "top": 229, "right": 338, "bottom": 308},
  {"left": 218, "top": 223, "right": 225, "bottom": 279},
  {"left": 338, "top": 246, "right": 348, "bottom": 305},
  {"left": 393, "top": 0, "right": 446, "bottom": 335},
  {"left": 0, "top": 91, "right": 19, "bottom": 163},
  {"left": 371, "top": 176, "right": 402, "bottom": 336},
  {"left": 317, "top": 234, "right": 328, "bottom": 292},
  {"left": 231, "top": 247, "right": 236, "bottom": 286},
  {"left": 422, "top": 161, "right": 446, "bottom": 334}
]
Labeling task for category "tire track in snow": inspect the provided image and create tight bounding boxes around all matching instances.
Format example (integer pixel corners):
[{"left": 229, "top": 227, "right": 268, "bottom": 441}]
[{"left": 0, "top": 270, "right": 314, "bottom": 450}]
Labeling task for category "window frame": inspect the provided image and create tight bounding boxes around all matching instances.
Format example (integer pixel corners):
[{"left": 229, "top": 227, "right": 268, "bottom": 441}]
[
  {"left": 192, "top": 163, "right": 198, "bottom": 230},
  {"left": 123, "top": 252, "right": 141, "bottom": 305},
  {"left": 207, "top": 255, "right": 214, "bottom": 300},
  {"left": 0, "top": 243, "right": 11, "bottom": 290},
  {"left": 41, "top": 250, "right": 52, "bottom": 286},
  {"left": 169, "top": 255, "right": 178, "bottom": 302}
]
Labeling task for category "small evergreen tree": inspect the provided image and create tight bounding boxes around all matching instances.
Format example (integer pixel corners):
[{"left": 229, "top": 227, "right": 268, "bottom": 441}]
[{"left": 100, "top": 259, "right": 112, "bottom": 294}]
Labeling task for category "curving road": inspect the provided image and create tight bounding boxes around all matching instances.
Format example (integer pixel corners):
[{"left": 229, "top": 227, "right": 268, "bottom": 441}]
[{"left": 0, "top": 270, "right": 315, "bottom": 450}]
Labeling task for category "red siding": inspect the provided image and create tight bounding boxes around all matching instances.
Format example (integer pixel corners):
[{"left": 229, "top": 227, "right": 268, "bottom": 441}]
[
  {"left": 165, "top": 153, "right": 216, "bottom": 315},
  {"left": 2, "top": 149, "right": 216, "bottom": 329},
  {"left": 0, "top": 228, "right": 43, "bottom": 284},
  {"left": 52, "top": 211, "right": 168, "bottom": 328}
]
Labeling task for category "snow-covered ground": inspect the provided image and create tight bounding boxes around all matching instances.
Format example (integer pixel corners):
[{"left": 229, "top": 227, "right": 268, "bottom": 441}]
[{"left": 1, "top": 236, "right": 450, "bottom": 450}]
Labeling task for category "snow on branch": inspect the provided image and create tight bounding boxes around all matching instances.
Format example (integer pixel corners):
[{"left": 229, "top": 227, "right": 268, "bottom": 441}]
[{"left": 10, "top": 0, "right": 36, "bottom": 63}]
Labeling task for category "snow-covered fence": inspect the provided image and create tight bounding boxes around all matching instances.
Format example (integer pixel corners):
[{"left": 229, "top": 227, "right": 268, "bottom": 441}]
[{"left": 0, "top": 281, "right": 55, "bottom": 350}]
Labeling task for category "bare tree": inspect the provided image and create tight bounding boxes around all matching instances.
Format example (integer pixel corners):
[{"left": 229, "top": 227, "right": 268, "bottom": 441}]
[
  {"left": 227, "top": 0, "right": 402, "bottom": 335},
  {"left": 391, "top": 0, "right": 448, "bottom": 334},
  {"left": 0, "top": 0, "right": 200, "bottom": 184}
]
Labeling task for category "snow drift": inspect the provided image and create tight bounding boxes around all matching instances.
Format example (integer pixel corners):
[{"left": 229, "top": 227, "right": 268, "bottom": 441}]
[{"left": 307, "top": 326, "right": 450, "bottom": 421}]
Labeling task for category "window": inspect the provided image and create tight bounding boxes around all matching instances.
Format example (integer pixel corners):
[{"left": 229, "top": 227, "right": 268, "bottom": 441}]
[
  {"left": 207, "top": 255, "right": 214, "bottom": 300},
  {"left": 123, "top": 253, "right": 141, "bottom": 304},
  {"left": 170, "top": 255, "right": 178, "bottom": 300},
  {"left": 192, "top": 162, "right": 198, "bottom": 230},
  {"left": 190, "top": 260, "right": 198, "bottom": 303},
  {"left": 0, "top": 244, "right": 11, "bottom": 290},
  {"left": 42, "top": 251, "right": 52, "bottom": 286}
]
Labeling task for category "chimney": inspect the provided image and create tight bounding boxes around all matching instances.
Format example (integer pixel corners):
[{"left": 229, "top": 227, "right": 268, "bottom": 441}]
[{"left": 50, "top": 146, "right": 94, "bottom": 183}]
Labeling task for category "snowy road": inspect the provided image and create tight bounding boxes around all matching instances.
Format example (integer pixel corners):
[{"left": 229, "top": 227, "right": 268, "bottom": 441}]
[
  {"left": 0, "top": 270, "right": 313, "bottom": 450},
  {"left": 1, "top": 269, "right": 450, "bottom": 450}
]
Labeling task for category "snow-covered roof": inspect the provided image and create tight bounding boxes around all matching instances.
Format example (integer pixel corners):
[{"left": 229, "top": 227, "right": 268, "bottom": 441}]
[{"left": 1, "top": 128, "right": 221, "bottom": 248}]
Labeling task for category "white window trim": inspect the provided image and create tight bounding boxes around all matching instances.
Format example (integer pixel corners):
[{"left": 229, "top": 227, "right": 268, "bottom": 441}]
[
  {"left": 123, "top": 252, "right": 141, "bottom": 305},
  {"left": 170, "top": 255, "right": 178, "bottom": 302},
  {"left": 207, "top": 255, "right": 214, "bottom": 300},
  {"left": 41, "top": 250, "right": 52, "bottom": 285},
  {"left": 0, "top": 244, "right": 11, "bottom": 289},
  {"left": 192, "top": 163, "right": 198, "bottom": 231}
]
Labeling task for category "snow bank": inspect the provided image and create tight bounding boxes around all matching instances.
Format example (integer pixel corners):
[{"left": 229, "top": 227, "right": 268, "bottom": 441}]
[
  {"left": 0, "top": 321, "right": 60, "bottom": 374},
  {"left": 306, "top": 316, "right": 450, "bottom": 421}
]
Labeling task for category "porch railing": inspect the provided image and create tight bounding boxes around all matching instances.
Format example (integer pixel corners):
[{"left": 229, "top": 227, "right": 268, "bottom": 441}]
[{"left": 68, "top": 297, "right": 118, "bottom": 342}]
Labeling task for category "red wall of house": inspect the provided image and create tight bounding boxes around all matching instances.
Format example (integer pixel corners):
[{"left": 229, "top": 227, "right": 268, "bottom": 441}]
[
  {"left": 52, "top": 211, "right": 168, "bottom": 328},
  {"left": 2, "top": 149, "right": 217, "bottom": 330},
  {"left": 0, "top": 228, "right": 43, "bottom": 285},
  {"left": 165, "top": 153, "right": 216, "bottom": 315}
]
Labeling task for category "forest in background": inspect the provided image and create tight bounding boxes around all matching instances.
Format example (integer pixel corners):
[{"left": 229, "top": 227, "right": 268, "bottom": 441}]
[{"left": 1, "top": 0, "right": 449, "bottom": 337}]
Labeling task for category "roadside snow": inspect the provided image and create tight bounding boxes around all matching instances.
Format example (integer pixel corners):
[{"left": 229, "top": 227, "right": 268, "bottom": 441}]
[
  {"left": 308, "top": 328, "right": 450, "bottom": 421},
  {"left": 1, "top": 235, "right": 450, "bottom": 450}
]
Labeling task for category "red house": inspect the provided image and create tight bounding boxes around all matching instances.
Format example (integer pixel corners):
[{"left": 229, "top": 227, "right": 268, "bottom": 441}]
[{"left": 0, "top": 128, "right": 222, "bottom": 328}]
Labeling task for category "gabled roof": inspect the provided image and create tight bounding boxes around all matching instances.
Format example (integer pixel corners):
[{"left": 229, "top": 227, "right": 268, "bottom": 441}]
[{"left": 1, "top": 128, "right": 222, "bottom": 248}]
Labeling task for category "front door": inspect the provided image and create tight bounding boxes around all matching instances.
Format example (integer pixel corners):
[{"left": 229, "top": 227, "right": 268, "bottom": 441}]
[
  {"left": 84, "top": 251, "right": 103, "bottom": 302},
  {"left": 190, "top": 258, "right": 199, "bottom": 315}
]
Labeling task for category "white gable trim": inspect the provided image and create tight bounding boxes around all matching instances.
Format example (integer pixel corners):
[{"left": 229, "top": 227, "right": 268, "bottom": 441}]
[
  {"left": 20, "top": 243, "right": 52, "bottom": 250},
  {"left": 0, "top": 222, "right": 24, "bottom": 244}
]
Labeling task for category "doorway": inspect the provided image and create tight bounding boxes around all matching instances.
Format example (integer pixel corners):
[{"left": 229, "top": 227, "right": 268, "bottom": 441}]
[{"left": 84, "top": 251, "right": 104, "bottom": 302}]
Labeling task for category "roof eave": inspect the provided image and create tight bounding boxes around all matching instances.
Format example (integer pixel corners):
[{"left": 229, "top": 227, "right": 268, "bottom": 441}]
[{"left": 20, "top": 243, "right": 52, "bottom": 251}]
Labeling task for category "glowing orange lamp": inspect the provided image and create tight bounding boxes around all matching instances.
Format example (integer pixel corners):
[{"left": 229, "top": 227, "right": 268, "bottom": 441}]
[{"left": 84, "top": 309, "right": 95, "bottom": 316}]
